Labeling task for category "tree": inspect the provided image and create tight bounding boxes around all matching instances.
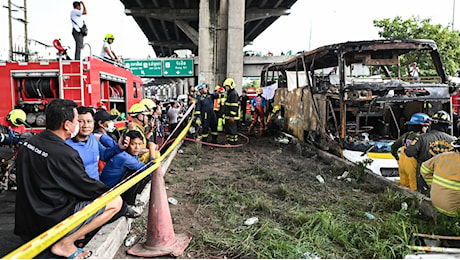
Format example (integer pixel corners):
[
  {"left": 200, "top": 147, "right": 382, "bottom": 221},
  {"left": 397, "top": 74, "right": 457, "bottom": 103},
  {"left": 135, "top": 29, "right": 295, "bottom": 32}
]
[{"left": 373, "top": 16, "right": 460, "bottom": 76}]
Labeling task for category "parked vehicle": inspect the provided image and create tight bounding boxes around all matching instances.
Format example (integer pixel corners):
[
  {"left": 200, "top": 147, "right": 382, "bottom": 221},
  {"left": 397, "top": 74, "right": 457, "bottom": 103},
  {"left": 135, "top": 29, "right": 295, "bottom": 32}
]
[{"left": 261, "top": 39, "right": 458, "bottom": 180}]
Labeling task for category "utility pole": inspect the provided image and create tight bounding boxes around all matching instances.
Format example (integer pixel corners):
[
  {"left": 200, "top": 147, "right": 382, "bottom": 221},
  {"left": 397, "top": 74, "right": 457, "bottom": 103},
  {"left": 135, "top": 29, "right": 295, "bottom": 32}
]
[
  {"left": 24, "top": 0, "right": 28, "bottom": 61},
  {"left": 453, "top": 0, "right": 456, "bottom": 31},
  {"left": 8, "top": 0, "right": 13, "bottom": 61}
]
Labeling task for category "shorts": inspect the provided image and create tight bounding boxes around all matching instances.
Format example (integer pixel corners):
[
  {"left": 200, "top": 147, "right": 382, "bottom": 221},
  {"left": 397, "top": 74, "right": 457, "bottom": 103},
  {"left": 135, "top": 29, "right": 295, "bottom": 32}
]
[{"left": 66, "top": 201, "right": 106, "bottom": 236}]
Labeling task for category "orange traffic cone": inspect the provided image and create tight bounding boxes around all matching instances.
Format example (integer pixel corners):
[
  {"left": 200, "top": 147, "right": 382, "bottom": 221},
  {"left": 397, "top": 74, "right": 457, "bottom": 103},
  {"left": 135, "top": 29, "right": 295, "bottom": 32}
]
[{"left": 127, "top": 166, "right": 192, "bottom": 257}]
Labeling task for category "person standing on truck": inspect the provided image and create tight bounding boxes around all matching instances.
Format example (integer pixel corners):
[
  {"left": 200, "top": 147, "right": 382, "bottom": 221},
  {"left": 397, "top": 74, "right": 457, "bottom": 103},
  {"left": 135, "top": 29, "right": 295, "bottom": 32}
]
[
  {"left": 70, "top": 1, "right": 87, "bottom": 60},
  {"left": 390, "top": 113, "right": 430, "bottom": 191},
  {"left": 14, "top": 99, "right": 122, "bottom": 259},
  {"left": 420, "top": 138, "right": 460, "bottom": 217},
  {"left": 100, "top": 34, "right": 118, "bottom": 63},
  {"left": 248, "top": 88, "right": 267, "bottom": 136},
  {"left": 405, "top": 110, "right": 455, "bottom": 196},
  {"left": 223, "top": 78, "right": 240, "bottom": 145},
  {"left": 194, "top": 84, "right": 218, "bottom": 143}
]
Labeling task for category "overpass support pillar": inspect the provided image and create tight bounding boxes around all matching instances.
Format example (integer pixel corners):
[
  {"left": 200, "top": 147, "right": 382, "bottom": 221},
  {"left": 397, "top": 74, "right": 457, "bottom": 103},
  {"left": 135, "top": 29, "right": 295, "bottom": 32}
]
[
  {"left": 226, "top": 0, "right": 244, "bottom": 94},
  {"left": 198, "top": 0, "right": 245, "bottom": 93}
]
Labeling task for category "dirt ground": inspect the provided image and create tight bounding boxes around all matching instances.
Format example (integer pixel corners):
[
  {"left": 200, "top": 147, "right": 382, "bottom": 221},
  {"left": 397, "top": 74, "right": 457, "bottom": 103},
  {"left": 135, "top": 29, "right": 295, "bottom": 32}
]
[{"left": 115, "top": 128, "right": 396, "bottom": 258}]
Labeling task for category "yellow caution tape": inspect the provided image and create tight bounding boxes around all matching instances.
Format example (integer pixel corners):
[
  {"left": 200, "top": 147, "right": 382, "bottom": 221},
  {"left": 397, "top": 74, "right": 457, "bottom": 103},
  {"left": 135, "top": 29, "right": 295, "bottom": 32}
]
[{"left": 4, "top": 116, "right": 193, "bottom": 259}]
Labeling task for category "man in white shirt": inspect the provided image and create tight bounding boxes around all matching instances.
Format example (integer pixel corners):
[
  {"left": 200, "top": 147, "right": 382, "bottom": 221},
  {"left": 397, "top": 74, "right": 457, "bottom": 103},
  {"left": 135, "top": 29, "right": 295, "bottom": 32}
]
[
  {"left": 70, "top": 1, "right": 87, "bottom": 60},
  {"left": 100, "top": 34, "right": 118, "bottom": 62},
  {"left": 167, "top": 100, "right": 183, "bottom": 133}
]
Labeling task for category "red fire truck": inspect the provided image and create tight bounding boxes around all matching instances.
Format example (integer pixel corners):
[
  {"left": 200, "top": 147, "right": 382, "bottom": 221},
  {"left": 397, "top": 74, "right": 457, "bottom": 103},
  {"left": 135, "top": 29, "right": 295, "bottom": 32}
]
[{"left": 0, "top": 56, "right": 144, "bottom": 131}]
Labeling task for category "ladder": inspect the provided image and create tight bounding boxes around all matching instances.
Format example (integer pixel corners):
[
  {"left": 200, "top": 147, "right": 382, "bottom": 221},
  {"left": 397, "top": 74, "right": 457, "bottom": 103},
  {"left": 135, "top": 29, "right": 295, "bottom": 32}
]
[{"left": 58, "top": 56, "right": 86, "bottom": 105}]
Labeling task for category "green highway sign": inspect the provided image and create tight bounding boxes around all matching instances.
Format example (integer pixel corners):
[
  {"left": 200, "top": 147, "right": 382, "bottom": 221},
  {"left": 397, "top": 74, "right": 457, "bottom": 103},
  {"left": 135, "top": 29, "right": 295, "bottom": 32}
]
[
  {"left": 163, "top": 59, "right": 194, "bottom": 77},
  {"left": 124, "top": 60, "right": 162, "bottom": 77}
]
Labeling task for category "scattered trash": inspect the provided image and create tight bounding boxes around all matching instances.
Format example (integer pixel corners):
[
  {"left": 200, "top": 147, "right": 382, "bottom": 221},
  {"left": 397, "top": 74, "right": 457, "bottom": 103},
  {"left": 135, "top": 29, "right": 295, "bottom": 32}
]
[
  {"left": 302, "top": 252, "right": 320, "bottom": 259},
  {"left": 316, "top": 175, "right": 325, "bottom": 184},
  {"left": 276, "top": 137, "right": 290, "bottom": 144},
  {"left": 337, "top": 171, "right": 349, "bottom": 180},
  {"left": 364, "top": 212, "right": 375, "bottom": 219},
  {"left": 401, "top": 202, "right": 408, "bottom": 211},
  {"left": 186, "top": 167, "right": 194, "bottom": 172},
  {"left": 345, "top": 178, "right": 352, "bottom": 182},
  {"left": 124, "top": 234, "right": 137, "bottom": 247},
  {"left": 244, "top": 217, "right": 259, "bottom": 226},
  {"left": 423, "top": 238, "right": 441, "bottom": 247},
  {"left": 178, "top": 149, "right": 184, "bottom": 154},
  {"left": 168, "top": 197, "right": 178, "bottom": 205}
]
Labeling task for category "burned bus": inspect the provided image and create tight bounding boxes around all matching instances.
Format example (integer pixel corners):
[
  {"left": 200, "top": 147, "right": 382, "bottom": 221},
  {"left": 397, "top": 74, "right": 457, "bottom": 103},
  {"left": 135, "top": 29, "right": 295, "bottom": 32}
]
[{"left": 261, "top": 39, "right": 457, "bottom": 180}]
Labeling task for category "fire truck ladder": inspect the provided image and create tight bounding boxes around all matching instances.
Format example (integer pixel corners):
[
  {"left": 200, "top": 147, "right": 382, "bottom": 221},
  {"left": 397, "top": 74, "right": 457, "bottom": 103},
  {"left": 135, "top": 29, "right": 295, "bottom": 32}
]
[{"left": 58, "top": 58, "right": 85, "bottom": 105}]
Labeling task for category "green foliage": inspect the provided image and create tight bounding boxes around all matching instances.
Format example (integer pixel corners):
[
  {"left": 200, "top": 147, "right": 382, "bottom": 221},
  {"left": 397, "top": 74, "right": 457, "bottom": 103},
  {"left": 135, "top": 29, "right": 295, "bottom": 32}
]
[{"left": 373, "top": 16, "right": 460, "bottom": 75}]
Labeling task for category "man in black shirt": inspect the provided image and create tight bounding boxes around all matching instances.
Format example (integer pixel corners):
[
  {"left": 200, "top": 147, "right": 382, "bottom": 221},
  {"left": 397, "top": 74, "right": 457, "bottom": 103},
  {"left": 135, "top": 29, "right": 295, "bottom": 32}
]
[
  {"left": 239, "top": 90, "right": 249, "bottom": 126},
  {"left": 15, "top": 99, "right": 122, "bottom": 259}
]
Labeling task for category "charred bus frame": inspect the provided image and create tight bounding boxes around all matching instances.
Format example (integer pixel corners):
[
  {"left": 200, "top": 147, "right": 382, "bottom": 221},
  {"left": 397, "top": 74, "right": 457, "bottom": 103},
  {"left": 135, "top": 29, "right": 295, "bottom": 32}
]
[{"left": 261, "top": 39, "right": 455, "bottom": 179}]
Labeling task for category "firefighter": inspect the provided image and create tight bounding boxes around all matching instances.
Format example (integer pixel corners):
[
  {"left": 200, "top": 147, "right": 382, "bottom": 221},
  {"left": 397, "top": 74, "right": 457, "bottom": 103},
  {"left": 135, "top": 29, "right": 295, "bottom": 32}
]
[
  {"left": 223, "top": 78, "right": 240, "bottom": 145},
  {"left": 248, "top": 88, "right": 267, "bottom": 136},
  {"left": 405, "top": 110, "right": 456, "bottom": 196},
  {"left": 390, "top": 113, "right": 430, "bottom": 191},
  {"left": 213, "top": 85, "right": 226, "bottom": 132},
  {"left": 194, "top": 84, "right": 218, "bottom": 143},
  {"left": 0, "top": 109, "right": 27, "bottom": 146},
  {"left": 128, "top": 103, "right": 157, "bottom": 163},
  {"left": 265, "top": 105, "right": 284, "bottom": 135},
  {"left": 420, "top": 138, "right": 460, "bottom": 216}
]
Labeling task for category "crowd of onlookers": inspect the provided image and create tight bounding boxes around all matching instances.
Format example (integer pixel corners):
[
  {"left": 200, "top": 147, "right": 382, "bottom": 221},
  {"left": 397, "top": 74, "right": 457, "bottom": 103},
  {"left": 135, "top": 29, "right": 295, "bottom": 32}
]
[{"left": 8, "top": 95, "right": 186, "bottom": 258}]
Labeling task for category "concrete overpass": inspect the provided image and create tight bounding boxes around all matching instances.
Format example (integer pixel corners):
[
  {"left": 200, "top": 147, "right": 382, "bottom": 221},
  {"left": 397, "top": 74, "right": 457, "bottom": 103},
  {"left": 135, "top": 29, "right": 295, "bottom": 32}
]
[{"left": 119, "top": 0, "right": 298, "bottom": 93}]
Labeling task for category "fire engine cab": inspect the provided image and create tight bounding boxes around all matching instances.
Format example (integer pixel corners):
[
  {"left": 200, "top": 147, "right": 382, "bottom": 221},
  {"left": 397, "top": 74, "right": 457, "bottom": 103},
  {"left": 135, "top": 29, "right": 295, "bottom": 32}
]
[{"left": 0, "top": 56, "right": 144, "bottom": 131}]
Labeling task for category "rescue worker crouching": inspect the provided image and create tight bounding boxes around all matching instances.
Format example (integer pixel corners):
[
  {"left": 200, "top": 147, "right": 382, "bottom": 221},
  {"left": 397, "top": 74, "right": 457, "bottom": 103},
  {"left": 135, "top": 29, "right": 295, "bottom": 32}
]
[
  {"left": 248, "top": 88, "right": 267, "bottom": 136},
  {"left": 390, "top": 113, "right": 430, "bottom": 191},
  {"left": 265, "top": 105, "right": 284, "bottom": 136},
  {"left": 420, "top": 138, "right": 460, "bottom": 217},
  {"left": 404, "top": 110, "right": 456, "bottom": 196},
  {"left": 213, "top": 85, "right": 226, "bottom": 132},
  {"left": 194, "top": 83, "right": 219, "bottom": 143},
  {"left": 223, "top": 78, "right": 240, "bottom": 145}
]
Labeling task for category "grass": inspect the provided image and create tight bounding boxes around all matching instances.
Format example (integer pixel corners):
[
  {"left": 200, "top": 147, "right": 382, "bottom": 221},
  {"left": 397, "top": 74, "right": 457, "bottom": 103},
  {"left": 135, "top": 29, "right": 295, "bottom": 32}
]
[{"left": 186, "top": 162, "right": 460, "bottom": 259}]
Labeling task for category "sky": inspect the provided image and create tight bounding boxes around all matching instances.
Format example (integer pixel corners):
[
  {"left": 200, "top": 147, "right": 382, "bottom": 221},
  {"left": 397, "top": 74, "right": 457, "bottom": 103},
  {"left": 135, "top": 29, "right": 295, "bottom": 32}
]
[{"left": 0, "top": 0, "right": 459, "bottom": 60}]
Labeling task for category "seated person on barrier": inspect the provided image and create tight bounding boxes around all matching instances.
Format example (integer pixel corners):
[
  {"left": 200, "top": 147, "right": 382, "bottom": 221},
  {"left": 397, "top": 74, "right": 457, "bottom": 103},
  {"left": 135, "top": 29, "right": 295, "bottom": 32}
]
[
  {"left": 66, "top": 106, "right": 127, "bottom": 181},
  {"left": 93, "top": 108, "right": 119, "bottom": 147},
  {"left": 14, "top": 99, "right": 122, "bottom": 259},
  {"left": 100, "top": 130, "right": 153, "bottom": 209}
]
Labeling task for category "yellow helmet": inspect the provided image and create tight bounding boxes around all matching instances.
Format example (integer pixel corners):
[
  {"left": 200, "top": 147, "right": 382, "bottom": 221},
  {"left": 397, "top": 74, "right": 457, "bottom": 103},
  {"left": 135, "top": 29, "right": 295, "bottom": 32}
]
[
  {"left": 223, "top": 78, "right": 235, "bottom": 89},
  {"left": 273, "top": 105, "right": 281, "bottom": 112},
  {"left": 214, "top": 85, "right": 221, "bottom": 91},
  {"left": 104, "top": 33, "right": 115, "bottom": 41},
  {"left": 256, "top": 88, "right": 263, "bottom": 95},
  {"left": 8, "top": 109, "right": 27, "bottom": 126},
  {"left": 139, "top": 98, "right": 156, "bottom": 110},
  {"left": 110, "top": 108, "right": 121, "bottom": 116},
  {"left": 128, "top": 103, "right": 149, "bottom": 116}
]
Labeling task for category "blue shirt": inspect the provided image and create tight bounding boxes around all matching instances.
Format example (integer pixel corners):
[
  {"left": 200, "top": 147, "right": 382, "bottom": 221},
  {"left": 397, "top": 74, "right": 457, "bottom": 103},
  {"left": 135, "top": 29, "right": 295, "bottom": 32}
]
[
  {"left": 66, "top": 134, "right": 122, "bottom": 180},
  {"left": 100, "top": 152, "right": 145, "bottom": 188}
]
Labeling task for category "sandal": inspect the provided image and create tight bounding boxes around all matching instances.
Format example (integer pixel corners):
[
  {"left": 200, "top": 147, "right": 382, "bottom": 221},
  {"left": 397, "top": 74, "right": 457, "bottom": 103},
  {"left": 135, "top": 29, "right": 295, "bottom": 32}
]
[
  {"left": 125, "top": 206, "right": 141, "bottom": 219},
  {"left": 134, "top": 199, "right": 145, "bottom": 207}
]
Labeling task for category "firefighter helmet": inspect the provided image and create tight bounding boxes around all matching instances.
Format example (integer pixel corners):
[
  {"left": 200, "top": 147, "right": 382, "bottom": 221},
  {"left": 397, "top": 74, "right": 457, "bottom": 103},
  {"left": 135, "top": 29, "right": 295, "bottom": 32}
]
[
  {"left": 406, "top": 113, "right": 430, "bottom": 126},
  {"left": 139, "top": 98, "right": 156, "bottom": 110},
  {"left": 7, "top": 109, "right": 27, "bottom": 126},
  {"left": 104, "top": 33, "right": 115, "bottom": 41},
  {"left": 431, "top": 110, "right": 451, "bottom": 125},
  {"left": 273, "top": 105, "right": 281, "bottom": 112},
  {"left": 223, "top": 78, "right": 235, "bottom": 89},
  {"left": 128, "top": 103, "right": 149, "bottom": 116}
]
